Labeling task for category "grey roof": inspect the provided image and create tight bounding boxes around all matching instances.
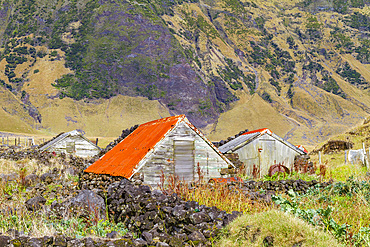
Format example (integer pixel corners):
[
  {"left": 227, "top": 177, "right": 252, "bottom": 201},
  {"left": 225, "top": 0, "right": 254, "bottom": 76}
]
[
  {"left": 218, "top": 129, "right": 306, "bottom": 155},
  {"left": 218, "top": 132, "right": 259, "bottom": 153},
  {"left": 39, "top": 130, "right": 100, "bottom": 151}
]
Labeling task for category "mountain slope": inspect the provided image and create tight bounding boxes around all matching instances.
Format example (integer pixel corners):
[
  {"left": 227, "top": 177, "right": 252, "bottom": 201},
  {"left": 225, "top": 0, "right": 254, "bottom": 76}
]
[{"left": 0, "top": 0, "right": 370, "bottom": 146}]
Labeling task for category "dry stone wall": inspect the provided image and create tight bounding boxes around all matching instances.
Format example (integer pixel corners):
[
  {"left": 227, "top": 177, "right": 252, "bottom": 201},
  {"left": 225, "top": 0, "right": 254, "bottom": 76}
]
[
  {"left": 80, "top": 172, "right": 126, "bottom": 191},
  {"left": 105, "top": 179, "right": 241, "bottom": 246}
]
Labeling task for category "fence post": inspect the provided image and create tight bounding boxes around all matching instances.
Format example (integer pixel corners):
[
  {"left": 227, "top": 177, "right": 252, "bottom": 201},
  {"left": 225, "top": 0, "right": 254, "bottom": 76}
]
[
  {"left": 319, "top": 151, "right": 322, "bottom": 165},
  {"left": 363, "top": 143, "right": 367, "bottom": 167},
  {"left": 345, "top": 150, "right": 347, "bottom": 164},
  {"left": 368, "top": 148, "right": 370, "bottom": 170}
]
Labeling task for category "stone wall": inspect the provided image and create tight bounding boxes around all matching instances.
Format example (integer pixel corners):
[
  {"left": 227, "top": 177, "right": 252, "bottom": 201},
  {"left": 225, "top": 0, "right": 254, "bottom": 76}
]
[{"left": 80, "top": 172, "right": 126, "bottom": 191}]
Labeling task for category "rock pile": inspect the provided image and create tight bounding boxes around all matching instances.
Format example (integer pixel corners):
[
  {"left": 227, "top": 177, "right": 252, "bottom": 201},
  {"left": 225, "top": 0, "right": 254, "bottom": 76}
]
[
  {"left": 235, "top": 179, "right": 332, "bottom": 203},
  {"left": 106, "top": 179, "right": 241, "bottom": 246},
  {"left": 311, "top": 140, "right": 353, "bottom": 154},
  {"left": 0, "top": 234, "right": 135, "bottom": 247},
  {"left": 0, "top": 148, "right": 56, "bottom": 163},
  {"left": 0, "top": 148, "right": 87, "bottom": 174},
  {"left": 80, "top": 172, "right": 126, "bottom": 191},
  {"left": 223, "top": 153, "right": 244, "bottom": 169}
]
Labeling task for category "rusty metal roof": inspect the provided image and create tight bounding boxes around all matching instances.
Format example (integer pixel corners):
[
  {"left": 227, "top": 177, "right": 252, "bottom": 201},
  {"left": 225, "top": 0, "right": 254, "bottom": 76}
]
[
  {"left": 84, "top": 115, "right": 233, "bottom": 178},
  {"left": 218, "top": 128, "right": 306, "bottom": 155},
  {"left": 242, "top": 128, "right": 272, "bottom": 135},
  {"left": 208, "top": 177, "right": 243, "bottom": 184},
  {"left": 296, "top": 145, "right": 308, "bottom": 153}
]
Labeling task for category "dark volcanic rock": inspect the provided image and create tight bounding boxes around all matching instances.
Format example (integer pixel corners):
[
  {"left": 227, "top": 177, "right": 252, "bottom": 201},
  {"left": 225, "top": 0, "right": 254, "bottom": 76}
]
[
  {"left": 263, "top": 235, "right": 274, "bottom": 246},
  {"left": 0, "top": 173, "right": 18, "bottom": 182},
  {"left": 25, "top": 196, "right": 46, "bottom": 211},
  {"left": 40, "top": 173, "right": 54, "bottom": 184},
  {"left": 106, "top": 179, "right": 242, "bottom": 246},
  {"left": 189, "top": 212, "right": 211, "bottom": 225},
  {"left": 0, "top": 235, "right": 11, "bottom": 246},
  {"left": 188, "top": 230, "right": 206, "bottom": 242},
  {"left": 63, "top": 190, "right": 106, "bottom": 220},
  {"left": 24, "top": 174, "right": 40, "bottom": 187},
  {"left": 106, "top": 231, "right": 119, "bottom": 239}
]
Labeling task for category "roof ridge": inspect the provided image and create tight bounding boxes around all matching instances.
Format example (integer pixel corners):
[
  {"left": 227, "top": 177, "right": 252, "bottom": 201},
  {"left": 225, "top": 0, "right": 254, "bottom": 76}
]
[
  {"left": 140, "top": 114, "right": 186, "bottom": 127},
  {"left": 242, "top": 128, "right": 271, "bottom": 135}
]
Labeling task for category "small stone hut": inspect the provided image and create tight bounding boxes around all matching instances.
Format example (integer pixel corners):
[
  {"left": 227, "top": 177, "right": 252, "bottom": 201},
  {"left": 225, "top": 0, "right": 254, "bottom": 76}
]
[
  {"left": 39, "top": 130, "right": 101, "bottom": 158},
  {"left": 218, "top": 128, "right": 306, "bottom": 177},
  {"left": 84, "top": 115, "right": 233, "bottom": 187}
]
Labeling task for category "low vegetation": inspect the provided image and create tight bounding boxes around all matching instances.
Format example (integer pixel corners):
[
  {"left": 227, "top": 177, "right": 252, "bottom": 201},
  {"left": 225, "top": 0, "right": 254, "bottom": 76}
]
[
  {"left": 217, "top": 210, "right": 340, "bottom": 247},
  {"left": 0, "top": 157, "right": 128, "bottom": 238},
  {"left": 1, "top": 148, "right": 370, "bottom": 246},
  {"left": 2, "top": 123, "right": 370, "bottom": 246}
]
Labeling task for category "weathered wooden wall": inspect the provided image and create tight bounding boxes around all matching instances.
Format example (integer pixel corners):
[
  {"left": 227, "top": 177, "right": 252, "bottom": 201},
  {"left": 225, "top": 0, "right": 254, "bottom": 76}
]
[
  {"left": 46, "top": 136, "right": 100, "bottom": 158},
  {"left": 138, "top": 121, "right": 229, "bottom": 187},
  {"left": 235, "top": 133, "right": 300, "bottom": 177}
]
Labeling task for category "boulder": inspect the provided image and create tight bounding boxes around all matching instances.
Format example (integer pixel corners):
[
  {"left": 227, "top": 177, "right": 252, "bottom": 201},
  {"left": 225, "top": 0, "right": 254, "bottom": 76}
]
[
  {"left": 188, "top": 231, "right": 206, "bottom": 242},
  {"left": 24, "top": 174, "right": 40, "bottom": 187},
  {"left": 0, "top": 173, "right": 18, "bottom": 182},
  {"left": 106, "top": 231, "right": 119, "bottom": 239},
  {"left": 64, "top": 190, "right": 106, "bottom": 221},
  {"left": 40, "top": 173, "right": 54, "bottom": 184},
  {"left": 189, "top": 212, "right": 211, "bottom": 225},
  {"left": 25, "top": 196, "right": 46, "bottom": 211},
  {"left": 0, "top": 235, "right": 11, "bottom": 246}
]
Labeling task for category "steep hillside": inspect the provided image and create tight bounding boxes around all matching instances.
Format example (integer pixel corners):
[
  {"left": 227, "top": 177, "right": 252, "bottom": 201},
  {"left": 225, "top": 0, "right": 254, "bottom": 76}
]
[{"left": 0, "top": 0, "right": 370, "bottom": 145}]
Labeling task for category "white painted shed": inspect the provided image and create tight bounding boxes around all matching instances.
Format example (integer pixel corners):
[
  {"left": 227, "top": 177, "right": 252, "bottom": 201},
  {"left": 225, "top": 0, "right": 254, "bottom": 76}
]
[
  {"left": 218, "top": 128, "right": 306, "bottom": 177},
  {"left": 39, "top": 130, "right": 101, "bottom": 158},
  {"left": 85, "top": 115, "right": 233, "bottom": 187}
]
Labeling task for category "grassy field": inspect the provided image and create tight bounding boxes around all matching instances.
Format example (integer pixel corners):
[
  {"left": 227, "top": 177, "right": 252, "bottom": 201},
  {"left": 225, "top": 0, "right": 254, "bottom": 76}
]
[{"left": 1, "top": 143, "right": 370, "bottom": 245}]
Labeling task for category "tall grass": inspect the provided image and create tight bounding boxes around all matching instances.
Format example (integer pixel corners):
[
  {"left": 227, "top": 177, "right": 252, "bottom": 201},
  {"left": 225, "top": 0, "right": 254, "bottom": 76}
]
[{"left": 158, "top": 171, "right": 269, "bottom": 214}]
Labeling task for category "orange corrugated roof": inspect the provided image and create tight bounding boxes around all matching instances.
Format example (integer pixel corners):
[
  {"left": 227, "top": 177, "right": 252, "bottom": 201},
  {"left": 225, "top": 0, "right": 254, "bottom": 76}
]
[
  {"left": 242, "top": 128, "right": 272, "bottom": 135},
  {"left": 296, "top": 145, "right": 308, "bottom": 153},
  {"left": 84, "top": 115, "right": 186, "bottom": 178}
]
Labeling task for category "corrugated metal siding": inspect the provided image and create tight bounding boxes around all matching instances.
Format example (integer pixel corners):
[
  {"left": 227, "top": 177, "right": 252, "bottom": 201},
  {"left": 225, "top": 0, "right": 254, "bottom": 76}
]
[
  {"left": 259, "top": 138, "right": 276, "bottom": 176},
  {"left": 233, "top": 134, "right": 302, "bottom": 177},
  {"left": 174, "top": 140, "right": 194, "bottom": 181},
  {"left": 139, "top": 121, "right": 230, "bottom": 187},
  {"left": 46, "top": 136, "right": 100, "bottom": 158}
]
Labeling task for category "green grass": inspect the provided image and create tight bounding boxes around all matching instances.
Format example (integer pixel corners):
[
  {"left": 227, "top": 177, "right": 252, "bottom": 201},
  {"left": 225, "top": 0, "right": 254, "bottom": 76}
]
[
  {"left": 0, "top": 157, "right": 128, "bottom": 239},
  {"left": 310, "top": 152, "right": 368, "bottom": 182},
  {"left": 216, "top": 210, "right": 341, "bottom": 247},
  {"left": 271, "top": 179, "right": 370, "bottom": 246}
]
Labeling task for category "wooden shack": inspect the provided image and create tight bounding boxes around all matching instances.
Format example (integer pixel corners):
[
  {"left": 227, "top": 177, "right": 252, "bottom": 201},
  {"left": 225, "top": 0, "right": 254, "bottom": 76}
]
[
  {"left": 84, "top": 115, "right": 233, "bottom": 187},
  {"left": 39, "top": 130, "right": 101, "bottom": 158},
  {"left": 218, "top": 128, "right": 306, "bottom": 177}
]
